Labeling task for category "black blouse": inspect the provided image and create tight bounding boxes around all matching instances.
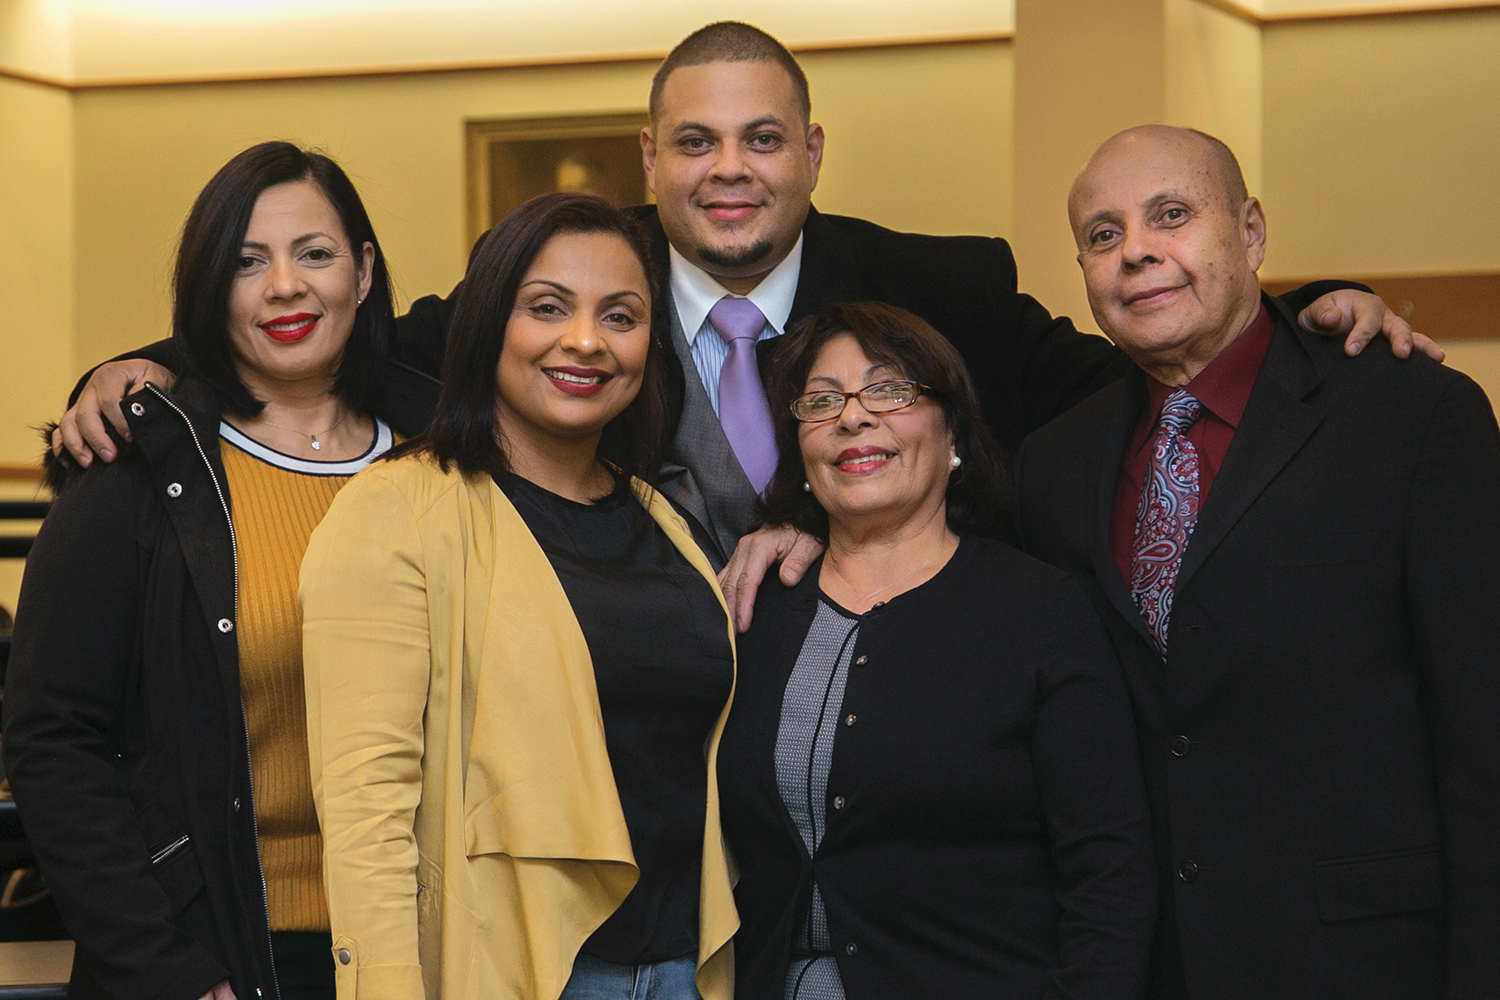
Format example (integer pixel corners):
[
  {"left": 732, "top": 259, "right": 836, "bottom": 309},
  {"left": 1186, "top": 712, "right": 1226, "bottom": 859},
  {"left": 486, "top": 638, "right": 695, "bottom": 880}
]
[
  {"left": 500, "top": 474, "right": 734, "bottom": 964},
  {"left": 718, "top": 534, "right": 1157, "bottom": 1000}
]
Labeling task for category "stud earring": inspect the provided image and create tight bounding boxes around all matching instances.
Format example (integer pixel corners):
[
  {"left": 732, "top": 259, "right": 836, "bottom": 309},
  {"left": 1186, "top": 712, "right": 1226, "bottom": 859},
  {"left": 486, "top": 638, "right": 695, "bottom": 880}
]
[
  {"left": 950, "top": 454, "right": 963, "bottom": 470},
  {"left": 803, "top": 481, "right": 812, "bottom": 492}
]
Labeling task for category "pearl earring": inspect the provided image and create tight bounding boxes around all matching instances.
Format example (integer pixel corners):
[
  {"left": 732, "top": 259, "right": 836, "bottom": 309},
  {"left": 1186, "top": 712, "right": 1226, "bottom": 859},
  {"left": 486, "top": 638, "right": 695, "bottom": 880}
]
[
  {"left": 803, "top": 481, "right": 812, "bottom": 492},
  {"left": 950, "top": 454, "right": 963, "bottom": 470}
]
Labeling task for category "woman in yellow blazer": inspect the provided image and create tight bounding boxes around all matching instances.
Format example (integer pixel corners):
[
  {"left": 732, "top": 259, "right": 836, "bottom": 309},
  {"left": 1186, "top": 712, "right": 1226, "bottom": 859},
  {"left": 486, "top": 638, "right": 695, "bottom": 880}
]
[{"left": 299, "top": 194, "right": 737, "bottom": 1000}]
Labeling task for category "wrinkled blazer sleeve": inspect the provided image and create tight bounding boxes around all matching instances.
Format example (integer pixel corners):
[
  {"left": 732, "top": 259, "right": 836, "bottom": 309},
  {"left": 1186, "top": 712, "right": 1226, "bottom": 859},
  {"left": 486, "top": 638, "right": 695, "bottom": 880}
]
[{"left": 301, "top": 470, "right": 431, "bottom": 999}]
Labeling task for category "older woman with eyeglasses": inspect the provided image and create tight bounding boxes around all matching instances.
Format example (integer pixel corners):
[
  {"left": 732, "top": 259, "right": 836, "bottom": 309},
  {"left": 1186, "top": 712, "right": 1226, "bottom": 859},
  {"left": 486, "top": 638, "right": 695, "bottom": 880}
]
[{"left": 716, "top": 301, "right": 1156, "bottom": 1000}]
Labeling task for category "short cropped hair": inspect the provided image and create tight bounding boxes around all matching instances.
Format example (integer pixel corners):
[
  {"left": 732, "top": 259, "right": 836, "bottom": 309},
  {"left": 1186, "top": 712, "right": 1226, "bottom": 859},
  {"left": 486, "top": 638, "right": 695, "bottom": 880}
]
[
  {"left": 173, "top": 141, "right": 394, "bottom": 418},
  {"left": 1188, "top": 129, "right": 1249, "bottom": 209},
  {"left": 757, "top": 301, "right": 1009, "bottom": 540},
  {"left": 649, "top": 21, "right": 811, "bottom": 124}
]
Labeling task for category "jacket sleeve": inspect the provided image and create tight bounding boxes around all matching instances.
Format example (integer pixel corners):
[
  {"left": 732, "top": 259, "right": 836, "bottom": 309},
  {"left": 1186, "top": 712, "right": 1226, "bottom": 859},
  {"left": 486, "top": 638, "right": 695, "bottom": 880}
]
[
  {"left": 1032, "top": 575, "right": 1156, "bottom": 1000},
  {"left": 66, "top": 338, "right": 182, "bottom": 408},
  {"left": 1, "top": 461, "right": 230, "bottom": 1000},
  {"left": 1402, "top": 375, "right": 1500, "bottom": 996},
  {"left": 301, "top": 470, "right": 431, "bottom": 1000}
]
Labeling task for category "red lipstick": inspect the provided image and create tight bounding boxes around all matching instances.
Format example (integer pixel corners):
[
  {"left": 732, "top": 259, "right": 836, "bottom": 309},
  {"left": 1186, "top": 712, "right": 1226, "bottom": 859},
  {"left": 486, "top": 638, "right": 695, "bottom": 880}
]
[
  {"left": 260, "top": 313, "right": 318, "bottom": 343},
  {"left": 833, "top": 445, "right": 895, "bottom": 473},
  {"left": 545, "top": 366, "right": 612, "bottom": 397}
]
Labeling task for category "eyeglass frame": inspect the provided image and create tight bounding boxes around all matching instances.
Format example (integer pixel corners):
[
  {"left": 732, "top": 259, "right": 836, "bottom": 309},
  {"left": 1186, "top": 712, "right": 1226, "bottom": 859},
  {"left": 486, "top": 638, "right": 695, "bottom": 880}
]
[{"left": 788, "top": 379, "right": 936, "bottom": 423}]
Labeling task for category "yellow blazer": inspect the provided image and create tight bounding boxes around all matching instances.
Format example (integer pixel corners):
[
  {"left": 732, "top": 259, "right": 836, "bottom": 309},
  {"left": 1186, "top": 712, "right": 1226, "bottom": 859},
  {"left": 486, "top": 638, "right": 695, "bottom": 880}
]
[{"left": 300, "top": 455, "right": 737, "bottom": 1000}]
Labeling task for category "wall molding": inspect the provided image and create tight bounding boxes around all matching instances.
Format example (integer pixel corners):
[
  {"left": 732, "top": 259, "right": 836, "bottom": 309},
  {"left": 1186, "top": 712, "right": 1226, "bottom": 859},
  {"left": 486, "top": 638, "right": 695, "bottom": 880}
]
[
  {"left": 1199, "top": 0, "right": 1500, "bottom": 25},
  {"left": 0, "top": 465, "right": 41, "bottom": 483},
  {"left": 0, "top": 66, "right": 71, "bottom": 92},
  {"left": 1261, "top": 271, "right": 1500, "bottom": 339},
  {"left": 2, "top": 30, "right": 1013, "bottom": 93}
]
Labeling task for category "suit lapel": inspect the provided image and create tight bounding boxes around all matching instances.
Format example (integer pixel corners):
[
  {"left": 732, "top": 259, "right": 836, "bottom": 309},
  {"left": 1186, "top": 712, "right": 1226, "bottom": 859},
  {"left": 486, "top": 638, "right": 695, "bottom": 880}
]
[
  {"left": 788, "top": 207, "right": 865, "bottom": 323},
  {"left": 1091, "top": 371, "right": 1158, "bottom": 650},
  {"left": 1177, "top": 306, "right": 1324, "bottom": 590}
]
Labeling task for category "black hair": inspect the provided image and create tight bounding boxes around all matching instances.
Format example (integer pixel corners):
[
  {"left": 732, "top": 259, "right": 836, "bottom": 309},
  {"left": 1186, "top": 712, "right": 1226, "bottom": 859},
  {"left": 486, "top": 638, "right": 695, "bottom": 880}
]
[
  {"left": 650, "top": 21, "right": 811, "bottom": 125},
  {"left": 757, "top": 301, "right": 1009, "bottom": 539},
  {"left": 396, "top": 192, "right": 669, "bottom": 486},
  {"left": 172, "top": 140, "right": 394, "bottom": 417}
]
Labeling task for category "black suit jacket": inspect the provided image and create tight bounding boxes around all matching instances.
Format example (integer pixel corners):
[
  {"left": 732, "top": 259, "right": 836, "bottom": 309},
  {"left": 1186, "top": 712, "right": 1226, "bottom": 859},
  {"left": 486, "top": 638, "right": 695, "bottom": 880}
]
[
  {"left": 718, "top": 536, "right": 1156, "bottom": 999},
  {"left": 1012, "top": 297, "right": 1500, "bottom": 1000}
]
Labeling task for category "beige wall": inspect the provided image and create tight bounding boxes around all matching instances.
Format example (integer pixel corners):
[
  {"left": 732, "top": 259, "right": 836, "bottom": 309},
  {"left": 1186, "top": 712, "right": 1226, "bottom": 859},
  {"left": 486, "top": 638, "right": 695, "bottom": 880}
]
[
  {"left": 63, "top": 0, "right": 1011, "bottom": 83},
  {"left": 1260, "top": 7, "right": 1500, "bottom": 408},
  {"left": 1261, "top": 9, "right": 1500, "bottom": 278},
  {"left": 0, "top": 77, "right": 75, "bottom": 466}
]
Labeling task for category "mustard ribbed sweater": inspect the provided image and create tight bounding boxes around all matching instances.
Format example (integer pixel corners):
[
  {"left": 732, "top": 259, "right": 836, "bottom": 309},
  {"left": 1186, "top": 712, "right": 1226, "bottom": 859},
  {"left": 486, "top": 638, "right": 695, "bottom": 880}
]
[{"left": 221, "top": 439, "right": 351, "bottom": 933}]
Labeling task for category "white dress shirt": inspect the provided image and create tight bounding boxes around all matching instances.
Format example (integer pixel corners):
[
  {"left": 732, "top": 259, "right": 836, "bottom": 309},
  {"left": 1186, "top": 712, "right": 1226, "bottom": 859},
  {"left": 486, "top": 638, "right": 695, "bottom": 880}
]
[{"left": 668, "top": 235, "right": 804, "bottom": 415}]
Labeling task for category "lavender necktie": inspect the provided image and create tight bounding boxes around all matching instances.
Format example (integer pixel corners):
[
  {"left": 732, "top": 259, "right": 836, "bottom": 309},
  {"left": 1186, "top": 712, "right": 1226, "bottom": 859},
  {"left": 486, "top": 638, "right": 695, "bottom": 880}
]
[{"left": 708, "top": 296, "right": 778, "bottom": 494}]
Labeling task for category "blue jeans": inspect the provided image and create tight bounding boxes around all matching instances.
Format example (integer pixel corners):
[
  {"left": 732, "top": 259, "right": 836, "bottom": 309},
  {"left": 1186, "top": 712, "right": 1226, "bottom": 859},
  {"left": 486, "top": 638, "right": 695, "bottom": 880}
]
[{"left": 558, "top": 953, "right": 703, "bottom": 1000}]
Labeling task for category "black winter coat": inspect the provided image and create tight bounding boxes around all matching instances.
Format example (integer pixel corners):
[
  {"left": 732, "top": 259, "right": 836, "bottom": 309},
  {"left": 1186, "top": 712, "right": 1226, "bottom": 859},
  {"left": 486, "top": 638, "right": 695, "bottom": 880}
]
[{"left": 5, "top": 376, "right": 273, "bottom": 1000}]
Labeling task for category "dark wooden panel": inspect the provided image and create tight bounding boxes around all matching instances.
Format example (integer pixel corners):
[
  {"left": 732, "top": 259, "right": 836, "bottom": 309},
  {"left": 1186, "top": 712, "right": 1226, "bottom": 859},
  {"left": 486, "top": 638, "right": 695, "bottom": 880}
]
[{"left": 1261, "top": 272, "right": 1500, "bottom": 339}]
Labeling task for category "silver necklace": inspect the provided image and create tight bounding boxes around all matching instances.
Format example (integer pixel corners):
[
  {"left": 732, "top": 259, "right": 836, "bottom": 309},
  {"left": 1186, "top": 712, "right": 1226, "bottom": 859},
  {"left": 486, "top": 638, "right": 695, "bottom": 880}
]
[{"left": 253, "top": 409, "right": 350, "bottom": 451}]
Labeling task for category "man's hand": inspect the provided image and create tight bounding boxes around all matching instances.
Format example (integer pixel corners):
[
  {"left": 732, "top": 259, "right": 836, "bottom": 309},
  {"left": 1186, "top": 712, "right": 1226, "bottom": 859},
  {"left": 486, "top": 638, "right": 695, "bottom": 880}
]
[
  {"left": 1299, "top": 289, "right": 1444, "bottom": 361},
  {"left": 718, "top": 525, "right": 825, "bottom": 633},
  {"left": 52, "top": 359, "right": 176, "bottom": 467},
  {"left": 197, "top": 981, "right": 237, "bottom": 1000}
]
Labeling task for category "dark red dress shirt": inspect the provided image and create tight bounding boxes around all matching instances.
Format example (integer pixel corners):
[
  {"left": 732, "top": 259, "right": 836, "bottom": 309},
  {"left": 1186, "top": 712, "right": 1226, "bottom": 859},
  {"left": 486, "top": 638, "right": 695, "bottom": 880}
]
[{"left": 1110, "top": 304, "right": 1276, "bottom": 587}]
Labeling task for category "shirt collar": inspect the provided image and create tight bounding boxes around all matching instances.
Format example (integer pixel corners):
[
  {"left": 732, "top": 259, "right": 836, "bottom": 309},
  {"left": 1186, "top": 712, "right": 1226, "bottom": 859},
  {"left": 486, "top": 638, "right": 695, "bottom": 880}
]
[
  {"left": 1142, "top": 301, "right": 1276, "bottom": 432},
  {"left": 668, "top": 233, "right": 804, "bottom": 346}
]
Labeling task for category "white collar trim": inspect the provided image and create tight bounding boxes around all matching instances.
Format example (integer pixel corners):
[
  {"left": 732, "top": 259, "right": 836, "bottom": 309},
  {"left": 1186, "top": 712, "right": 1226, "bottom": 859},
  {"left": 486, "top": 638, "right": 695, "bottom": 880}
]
[{"left": 219, "top": 418, "right": 392, "bottom": 476}]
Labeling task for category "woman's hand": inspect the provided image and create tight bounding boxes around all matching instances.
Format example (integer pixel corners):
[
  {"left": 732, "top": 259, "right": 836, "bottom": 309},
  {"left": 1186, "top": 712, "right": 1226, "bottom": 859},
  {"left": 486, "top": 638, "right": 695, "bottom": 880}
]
[
  {"left": 197, "top": 981, "right": 238, "bottom": 1000},
  {"left": 719, "top": 525, "right": 825, "bottom": 632},
  {"left": 52, "top": 359, "right": 176, "bottom": 466}
]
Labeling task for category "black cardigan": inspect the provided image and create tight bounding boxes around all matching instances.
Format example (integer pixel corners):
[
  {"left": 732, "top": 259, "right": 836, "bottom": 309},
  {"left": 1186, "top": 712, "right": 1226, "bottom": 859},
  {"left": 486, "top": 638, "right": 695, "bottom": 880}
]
[{"left": 717, "top": 535, "right": 1157, "bottom": 1000}]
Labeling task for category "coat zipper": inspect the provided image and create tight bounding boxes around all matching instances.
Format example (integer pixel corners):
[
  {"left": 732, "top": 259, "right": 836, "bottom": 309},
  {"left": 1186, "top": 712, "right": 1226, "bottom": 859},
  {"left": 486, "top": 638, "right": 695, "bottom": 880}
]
[
  {"left": 145, "top": 384, "right": 282, "bottom": 1000},
  {"left": 150, "top": 834, "right": 191, "bottom": 866}
]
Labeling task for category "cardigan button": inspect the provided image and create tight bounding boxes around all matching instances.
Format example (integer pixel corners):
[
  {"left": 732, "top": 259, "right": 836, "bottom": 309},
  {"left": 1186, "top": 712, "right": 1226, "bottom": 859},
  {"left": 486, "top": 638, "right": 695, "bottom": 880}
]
[
  {"left": 218, "top": 618, "right": 234, "bottom": 633},
  {"left": 166, "top": 482, "right": 183, "bottom": 498},
  {"left": 1170, "top": 736, "right": 1191, "bottom": 757},
  {"left": 130, "top": 402, "right": 145, "bottom": 417},
  {"left": 854, "top": 655, "right": 868, "bottom": 666},
  {"left": 845, "top": 942, "right": 859, "bottom": 956},
  {"left": 844, "top": 714, "right": 857, "bottom": 727},
  {"left": 232, "top": 797, "right": 240, "bottom": 812},
  {"left": 1179, "top": 860, "right": 1200, "bottom": 883},
  {"left": 831, "top": 795, "right": 846, "bottom": 810},
  {"left": 337, "top": 949, "right": 351, "bottom": 966}
]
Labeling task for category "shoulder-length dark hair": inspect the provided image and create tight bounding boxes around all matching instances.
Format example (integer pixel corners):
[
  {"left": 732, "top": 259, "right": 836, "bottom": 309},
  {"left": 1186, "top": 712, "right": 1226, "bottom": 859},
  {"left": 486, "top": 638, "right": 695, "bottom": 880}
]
[
  {"left": 758, "top": 301, "right": 1010, "bottom": 539},
  {"left": 406, "top": 192, "right": 669, "bottom": 485},
  {"left": 172, "top": 141, "right": 394, "bottom": 417}
]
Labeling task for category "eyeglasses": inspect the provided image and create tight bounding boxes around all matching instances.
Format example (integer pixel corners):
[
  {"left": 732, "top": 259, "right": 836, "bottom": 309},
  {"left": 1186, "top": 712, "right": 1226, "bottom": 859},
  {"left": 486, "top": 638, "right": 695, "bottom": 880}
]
[{"left": 789, "top": 380, "right": 932, "bottom": 422}]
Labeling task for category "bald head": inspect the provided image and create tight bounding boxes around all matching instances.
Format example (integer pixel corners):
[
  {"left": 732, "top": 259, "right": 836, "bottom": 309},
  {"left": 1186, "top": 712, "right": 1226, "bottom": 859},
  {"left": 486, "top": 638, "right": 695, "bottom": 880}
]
[
  {"left": 1070, "top": 125, "right": 1247, "bottom": 230},
  {"left": 1065, "top": 125, "right": 1267, "bottom": 385}
]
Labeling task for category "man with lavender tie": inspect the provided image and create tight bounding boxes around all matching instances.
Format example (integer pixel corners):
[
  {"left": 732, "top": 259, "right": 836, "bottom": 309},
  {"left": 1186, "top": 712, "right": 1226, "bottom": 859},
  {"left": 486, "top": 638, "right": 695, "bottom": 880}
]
[{"left": 1012, "top": 125, "right": 1500, "bottom": 1000}]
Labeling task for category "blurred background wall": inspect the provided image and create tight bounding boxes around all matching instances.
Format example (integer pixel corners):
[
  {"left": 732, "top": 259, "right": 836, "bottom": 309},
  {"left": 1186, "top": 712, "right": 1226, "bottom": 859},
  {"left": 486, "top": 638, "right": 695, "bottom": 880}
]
[{"left": 2, "top": 0, "right": 1498, "bottom": 609}]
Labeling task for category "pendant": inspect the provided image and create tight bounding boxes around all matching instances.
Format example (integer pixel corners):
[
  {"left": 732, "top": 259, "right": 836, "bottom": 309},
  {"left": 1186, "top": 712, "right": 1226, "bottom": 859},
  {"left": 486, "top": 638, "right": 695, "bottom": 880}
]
[{"left": 310, "top": 438, "right": 321, "bottom": 451}]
